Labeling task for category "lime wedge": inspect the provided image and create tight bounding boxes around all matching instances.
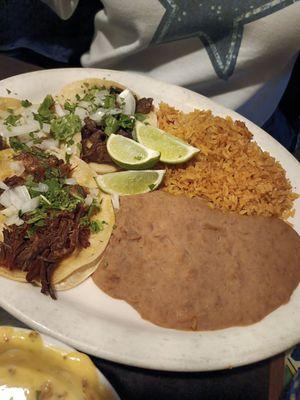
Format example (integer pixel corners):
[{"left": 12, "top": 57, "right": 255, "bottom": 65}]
[
  {"left": 107, "top": 133, "right": 160, "bottom": 170},
  {"left": 96, "top": 170, "right": 166, "bottom": 195},
  {"left": 134, "top": 121, "right": 199, "bottom": 164}
]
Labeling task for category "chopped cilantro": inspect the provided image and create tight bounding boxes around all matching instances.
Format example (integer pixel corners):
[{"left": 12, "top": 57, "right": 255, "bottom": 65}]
[
  {"left": 64, "top": 101, "right": 77, "bottom": 113},
  {"left": 118, "top": 114, "right": 135, "bottom": 130},
  {"left": 77, "top": 142, "right": 82, "bottom": 153},
  {"left": 4, "top": 113, "right": 21, "bottom": 127},
  {"left": 6, "top": 88, "right": 11, "bottom": 94},
  {"left": 50, "top": 114, "right": 82, "bottom": 145},
  {"left": 33, "top": 95, "right": 55, "bottom": 127},
  {"left": 38, "top": 95, "right": 55, "bottom": 118},
  {"left": 104, "top": 115, "right": 119, "bottom": 135},
  {"left": 135, "top": 113, "right": 147, "bottom": 122},
  {"left": 9, "top": 137, "right": 28, "bottom": 151},
  {"left": 87, "top": 199, "right": 101, "bottom": 217},
  {"left": 35, "top": 390, "right": 41, "bottom": 400},
  {"left": 21, "top": 99, "right": 32, "bottom": 108},
  {"left": 29, "top": 132, "right": 43, "bottom": 144},
  {"left": 90, "top": 220, "right": 106, "bottom": 233},
  {"left": 103, "top": 95, "right": 116, "bottom": 109},
  {"left": 148, "top": 184, "right": 155, "bottom": 190}
]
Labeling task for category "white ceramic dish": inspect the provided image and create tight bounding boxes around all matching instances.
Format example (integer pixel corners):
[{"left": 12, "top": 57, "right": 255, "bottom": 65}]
[
  {"left": 0, "top": 68, "right": 299, "bottom": 372},
  {"left": 0, "top": 326, "right": 119, "bottom": 399}
]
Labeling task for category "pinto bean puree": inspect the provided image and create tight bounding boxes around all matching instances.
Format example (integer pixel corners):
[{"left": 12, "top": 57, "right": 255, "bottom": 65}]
[{"left": 93, "top": 191, "right": 300, "bottom": 330}]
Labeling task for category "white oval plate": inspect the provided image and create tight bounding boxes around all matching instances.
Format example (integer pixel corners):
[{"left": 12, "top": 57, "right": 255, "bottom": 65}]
[
  {"left": 0, "top": 69, "right": 299, "bottom": 372},
  {"left": 0, "top": 326, "right": 119, "bottom": 399}
]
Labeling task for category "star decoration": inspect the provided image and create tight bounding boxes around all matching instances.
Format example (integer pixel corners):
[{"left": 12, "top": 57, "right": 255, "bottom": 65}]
[{"left": 153, "top": 0, "right": 298, "bottom": 79}]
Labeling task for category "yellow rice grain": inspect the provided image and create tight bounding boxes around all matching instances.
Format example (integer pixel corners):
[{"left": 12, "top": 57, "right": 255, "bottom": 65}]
[{"left": 158, "top": 103, "right": 298, "bottom": 218}]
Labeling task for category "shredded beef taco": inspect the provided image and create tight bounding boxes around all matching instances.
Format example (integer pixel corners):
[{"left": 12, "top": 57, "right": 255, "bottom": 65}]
[
  {"left": 0, "top": 145, "right": 114, "bottom": 298},
  {"left": 56, "top": 78, "right": 157, "bottom": 173}
]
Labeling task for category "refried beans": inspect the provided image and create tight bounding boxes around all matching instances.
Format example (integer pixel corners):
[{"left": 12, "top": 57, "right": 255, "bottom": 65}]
[{"left": 93, "top": 191, "right": 300, "bottom": 330}]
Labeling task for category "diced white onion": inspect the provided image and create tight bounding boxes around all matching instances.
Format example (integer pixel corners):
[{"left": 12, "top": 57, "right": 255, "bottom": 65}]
[
  {"left": 66, "top": 147, "right": 73, "bottom": 155},
  {"left": 65, "top": 178, "right": 77, "bottom": 185},
  {"left": 0, "top": 206, "right": 24, "bottom": 226},
  {"left": 97, "top": 90, "right": 110, "bottom": 102},
  {"left": 117, "top": 89, "right": 136, "bottom": 116},
  {"left": 0, "top": 181, "right": 9, "bottom": 191},
  {"left": 31, "top": 183, "right": 49, "bottom": 193},
  {"left": 37, "top": 139, "right": 59, "bottom": 150},
  {"left": 84, "top": 194, "right": 93, "bottom": 206},
  {"left": 0, "top": 205, "right": 18, "bottom": 217},
  {"left": 75, "top": 107, "right": 89, "bottom": 120},
  {"left": 0, "top": 185, "right": 31, "bottom": 209},
  {"left": 0, "top": 121, "right": 40, "bottom": 138},
  {"left": 77, "top": 100, "right": 90, "bottom": 109},
  {"left": 42, "top": 123, "right": 51, "bottom": 134},
  {"left": 55, "top": 103, "right": 66, "bottom": 117},
  {"left": 111, "top": 193, "right": 120, "bottom": 210},
  {"left": 9, "top": 161, "right": 25, "bottom": 175},
  {"left": 6, "top": 214, "right": 24, "bottom": 226},
  {"left": 89, "top": 109, "right": 105, "bottom": 123},
  {"left": 20, "top": 197, "right": 40, "bottom": 213}
]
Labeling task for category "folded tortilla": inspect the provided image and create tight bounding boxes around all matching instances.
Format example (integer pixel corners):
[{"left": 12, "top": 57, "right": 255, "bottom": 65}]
[{"left": 0, "top": 148, "right": 115, "bottom": 291}]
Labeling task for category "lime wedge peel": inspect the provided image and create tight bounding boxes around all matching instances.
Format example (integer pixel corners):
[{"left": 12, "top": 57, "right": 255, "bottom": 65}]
[
  {"left": 134, "top": 121, "right": 199, "bottom": 164},
  {"left": 107, "top": 133, "right": 160, "bottom": 170},
  {"left": 96, "top": 170, "right": 166, "bottom": 196}
]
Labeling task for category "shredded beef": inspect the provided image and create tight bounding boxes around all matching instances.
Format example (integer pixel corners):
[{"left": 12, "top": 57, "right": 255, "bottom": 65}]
[
  {"left": 136, "top": 98, "right": 154, "bottom": 114},
  {"left": 3, "top": 175, "right": 25, "bottom": 188},
  {"left": 15, "top": 152, "right": 46, "bottom": 181},
  {"left": 15, "top": 151, "right": 71, "bottom": 181},
  {"left": 0, "top": 204, "right": 91, "bottom": 299},
  {"left": 81, "top": 139, "right": 111, "bottom": 163},
  {"left": 81, "top": 117, "right": 99, "bottom": 139}
]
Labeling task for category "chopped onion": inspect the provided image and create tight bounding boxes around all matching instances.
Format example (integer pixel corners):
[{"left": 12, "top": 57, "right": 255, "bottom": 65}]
[
  {"left": 0, "top": 205, "right": 18, "bottom": 217},
  {"left": 111, "top": 193, "right": 120, "bottom": 210},
  {"left": 0, "top": 181, "right": 9, "bottom": 191},
  {"left": 55, "top": 103, "right": 66, "bottom": 117},
  {"left": 38, "top": 139, "right": 59, "bottom": 150},
  {"left": 90, "top": 109, "right": 106, "bottom": 123},
  {"left": 84, "top": 194, "right": 93, "bottom": 206},
  {"left": 0, "top": 121, "right": 40, "bottom": 137},
  {"left": 32, "top": 183, "right": 49, "bottom": 193},
  {"left": 117, "top": 89, "right": 136, "bottom": 116},
  {"left": 66, "top": 147, "right": 73, "bottom": 155},
  {"left": 97, "top": 89, "right": 110, "bottom": 102},
  {"left": 75, "top": 107, "right": 89, "bottom": 120},
  {"left": 65, "top": 178, "right": 77, "bottom": 185},
  {"left": 0, "top": 206, "right": 24, "bottom": 226},
  {"left": 0, "top": 185, "right": 31, "bottom": 209},
  {"left": 6, "top": 214, "right": 24, "bottom": 226},
  {"left": 9, "top": 161, "right": 25, "bottom": 175},
  {"left": 43, "top": 123, "right": 51, "bottom": 134},
  {"left": 21, "top": 197, "right": 40, "bottom": 213},
  {"left": 77, "top": 100, "right": 90, "bottom": 109}
]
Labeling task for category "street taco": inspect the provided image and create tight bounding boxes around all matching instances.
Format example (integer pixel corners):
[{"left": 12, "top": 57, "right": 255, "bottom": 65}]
[
  {"left": 56, "top": 78, "right": 157, "bottom": 173},
  {"left": 0, "top": 144, "right": 114, "bottom": 298}
]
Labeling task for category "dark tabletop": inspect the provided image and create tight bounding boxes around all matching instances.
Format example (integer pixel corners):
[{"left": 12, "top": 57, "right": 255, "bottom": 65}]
[{"left": 0, "top": 54, "right": 285, "bottom": 400}]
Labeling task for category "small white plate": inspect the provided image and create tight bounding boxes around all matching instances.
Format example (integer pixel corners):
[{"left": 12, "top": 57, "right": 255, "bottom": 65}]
[
  {"left": 0, "top": 326, "right": 119, "bottom": 399},
  {"left": 0, "top": 68, "right": 299, "bottom": 372}
]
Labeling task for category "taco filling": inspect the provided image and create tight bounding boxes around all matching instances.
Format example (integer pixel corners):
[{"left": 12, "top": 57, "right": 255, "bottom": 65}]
[{"left": 0, "top": 141, "right": 106, "bottom": 298}]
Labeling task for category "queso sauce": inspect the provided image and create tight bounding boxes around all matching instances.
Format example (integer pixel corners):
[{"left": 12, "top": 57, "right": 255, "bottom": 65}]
[{"left": 0, "top": 327, "right": 113, "bottom": 400}]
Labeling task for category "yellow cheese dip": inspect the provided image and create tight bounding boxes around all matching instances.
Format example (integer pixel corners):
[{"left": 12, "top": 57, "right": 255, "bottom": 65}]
[{"left": 0, "top": 327, "right": 114, "bottom": 400}]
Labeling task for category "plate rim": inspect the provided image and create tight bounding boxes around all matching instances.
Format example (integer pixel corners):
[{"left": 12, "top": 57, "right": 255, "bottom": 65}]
[{"left": 0, "top": 67, "right": 299, "bottom": 372}]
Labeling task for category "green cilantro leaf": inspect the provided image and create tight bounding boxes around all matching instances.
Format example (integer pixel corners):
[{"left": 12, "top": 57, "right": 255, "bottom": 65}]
[
  {"left": 21, "top": 99, "right": 32, "bottom": 108},
  {"left": 50, "top": 114, "right": 82, "bottom": 145}
]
